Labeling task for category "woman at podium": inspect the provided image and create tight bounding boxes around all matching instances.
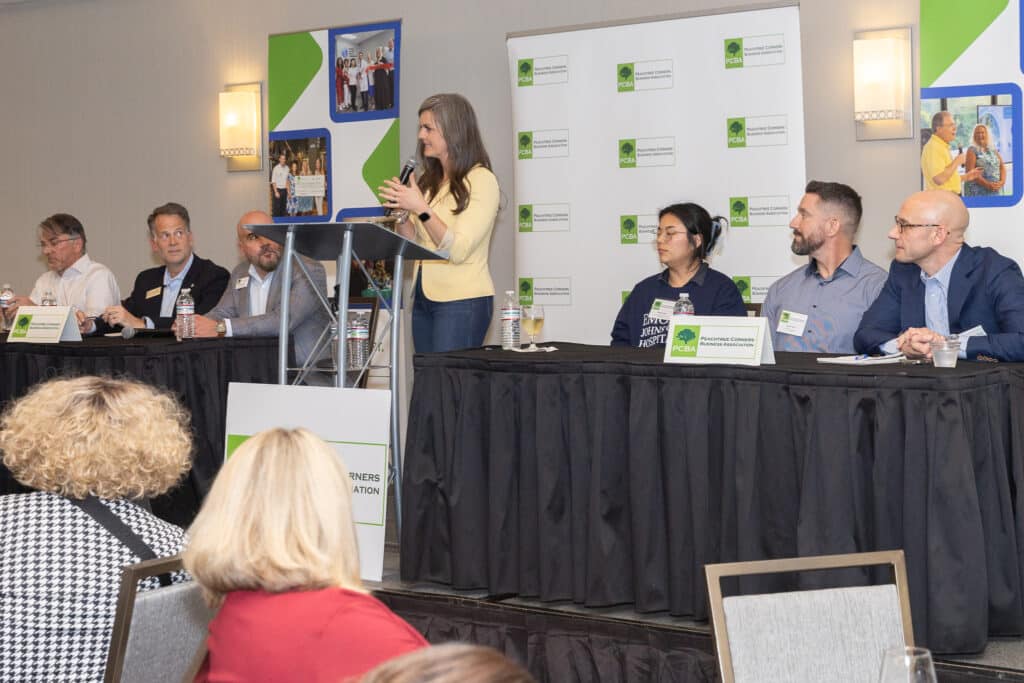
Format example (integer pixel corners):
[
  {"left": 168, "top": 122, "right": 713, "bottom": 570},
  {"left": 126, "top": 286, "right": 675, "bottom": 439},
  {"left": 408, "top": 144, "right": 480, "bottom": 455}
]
[
  {"left": 612, "top": 202, "right": 746, "bottom": 348},
  {"left": 379, "top": 93, "right": 500, "bottom": 353}
]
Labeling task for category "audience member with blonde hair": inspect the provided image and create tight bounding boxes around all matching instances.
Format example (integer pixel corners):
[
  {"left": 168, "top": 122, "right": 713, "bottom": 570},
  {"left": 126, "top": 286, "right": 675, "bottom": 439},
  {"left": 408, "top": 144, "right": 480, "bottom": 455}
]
[
  {"left": 184, "top": 427, "right": 426, "bottom": 681},
  {"left": 360, "top": 643, "right": 536, "bottom": 683},
  {"left": 0, "top": 376, "right": 192, "bottom": 682}
]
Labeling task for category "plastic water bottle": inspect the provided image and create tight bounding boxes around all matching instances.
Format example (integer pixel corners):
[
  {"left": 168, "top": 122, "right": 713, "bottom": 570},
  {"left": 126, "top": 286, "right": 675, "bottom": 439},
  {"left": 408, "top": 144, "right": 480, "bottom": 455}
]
[
  {"left": 41, "top": 290, "right": 57, "bottom": 306},
  {"left": 673, "top": 292, "right": 695, "bottom": 316},
  {"left": 346, "top": 312, "right": 370, "bottom": 370},
  {"left": 0, "top": 283, "right": 13, "bottom": 332},
  {"left": 175, "top": 287, "right": 195, "bottom": 341},
  {"left": 501, "top": 290, "right": 521, "bottom": 350}
]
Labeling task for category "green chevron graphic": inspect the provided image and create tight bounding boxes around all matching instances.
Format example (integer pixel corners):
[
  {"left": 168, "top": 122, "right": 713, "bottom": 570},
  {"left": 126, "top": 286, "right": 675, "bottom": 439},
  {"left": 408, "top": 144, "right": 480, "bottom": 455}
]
[
  {"left": 362, "top": 119, "right": 400, "bottom": 202},
  {"left": 920, "top": 0, "right": 1007, "bottom": 87},
  {"left": 268, "top": 32, "right": 323, "bottom": 130}
]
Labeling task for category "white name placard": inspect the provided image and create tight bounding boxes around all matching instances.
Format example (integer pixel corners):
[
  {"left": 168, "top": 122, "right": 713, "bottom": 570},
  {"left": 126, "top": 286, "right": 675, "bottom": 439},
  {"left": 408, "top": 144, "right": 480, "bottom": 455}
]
[
  {"left": 6, "top": 306, "right": 82, "bottom": 343},
  {"left": 662, "top": 315, "right": 774, "bottom": 366},
  {"left": 224, "top": 382, "right": 391, "bottom": 582}
]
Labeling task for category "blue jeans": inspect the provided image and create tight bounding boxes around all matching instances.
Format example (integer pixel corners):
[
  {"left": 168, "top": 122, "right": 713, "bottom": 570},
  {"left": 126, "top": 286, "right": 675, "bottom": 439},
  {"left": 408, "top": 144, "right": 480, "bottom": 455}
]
[{"left": 412, "top": 273, "right": 493, "bottom": 353}]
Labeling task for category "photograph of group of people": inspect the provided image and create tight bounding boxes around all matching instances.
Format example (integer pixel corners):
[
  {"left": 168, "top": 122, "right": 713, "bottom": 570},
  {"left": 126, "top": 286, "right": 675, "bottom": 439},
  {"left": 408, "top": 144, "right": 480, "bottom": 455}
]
[
  {"left": 333, "top": 28, "right": 396, "bottom": 115},
  {"left": 268, "top": 137, "right": 329, "bottom": 219},
  {"left": 920, "top": 92, "right": 1015, "bottom": 203}
]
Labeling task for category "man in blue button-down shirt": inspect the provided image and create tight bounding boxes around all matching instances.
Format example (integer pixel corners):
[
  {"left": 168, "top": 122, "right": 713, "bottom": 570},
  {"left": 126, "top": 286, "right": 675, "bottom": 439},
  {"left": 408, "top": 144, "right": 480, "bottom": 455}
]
[
  {"left": 854, "top": 190, "right": 1024, "bottom": 361},
  {"left": 762, "top": 180, "right": 887, "bottom": 353}
]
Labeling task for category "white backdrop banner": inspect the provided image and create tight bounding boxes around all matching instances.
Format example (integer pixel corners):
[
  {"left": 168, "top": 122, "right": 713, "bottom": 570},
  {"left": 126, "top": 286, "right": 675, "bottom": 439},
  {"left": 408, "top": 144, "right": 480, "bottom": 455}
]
[{"left": 507, "top": 6, "right": 807, "bottom": 344}]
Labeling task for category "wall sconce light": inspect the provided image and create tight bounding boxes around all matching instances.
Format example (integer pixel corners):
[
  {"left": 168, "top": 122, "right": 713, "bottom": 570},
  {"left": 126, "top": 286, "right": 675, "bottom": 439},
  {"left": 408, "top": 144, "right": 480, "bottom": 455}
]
[
  {"left": 219, "top": 81, "right": 263, "bottom": 171},
  {"left": 853, "top": 28, "right": 912, "bottom": 141}
]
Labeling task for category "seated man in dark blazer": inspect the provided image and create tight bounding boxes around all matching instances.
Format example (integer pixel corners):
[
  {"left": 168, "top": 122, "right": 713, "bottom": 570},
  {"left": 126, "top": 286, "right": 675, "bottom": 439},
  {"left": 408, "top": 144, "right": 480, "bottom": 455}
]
[
  {"left": 92, "top": 202, "right": 230, "bottom": 333},
  {"left": 854, "top": 190, "right": 1024, "bottom": 361}
]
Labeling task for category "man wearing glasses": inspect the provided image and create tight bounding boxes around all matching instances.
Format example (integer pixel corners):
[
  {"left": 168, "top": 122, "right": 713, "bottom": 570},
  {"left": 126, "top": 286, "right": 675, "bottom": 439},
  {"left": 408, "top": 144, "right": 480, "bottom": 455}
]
[
  {"left": 855, "top": 190, "right": 1024, "bottom": 361},
  {"left": 762, "top": 180, "right": 887, "bottom": 353},
  {"left": 3, "top": 213, "right": 120, "bottom": 325},
  {"left": 921, "top": 111, "right": 982, "bottom": 194},
  {"left": 87, "top": 202, "right": 230, "bottom": 334}
]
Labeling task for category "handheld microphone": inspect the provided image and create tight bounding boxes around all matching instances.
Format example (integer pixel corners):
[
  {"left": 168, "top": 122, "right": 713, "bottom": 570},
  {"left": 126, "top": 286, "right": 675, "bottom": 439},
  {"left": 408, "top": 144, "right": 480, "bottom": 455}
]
[
  {"left": 121, "top": 326, "right": 136, "bottom": 340},
  {"left": 387, "top": 157, "right": 419, "bottom": 218},
  {"left": 397, "top": 157, "right": 418, "bottom": 185}
]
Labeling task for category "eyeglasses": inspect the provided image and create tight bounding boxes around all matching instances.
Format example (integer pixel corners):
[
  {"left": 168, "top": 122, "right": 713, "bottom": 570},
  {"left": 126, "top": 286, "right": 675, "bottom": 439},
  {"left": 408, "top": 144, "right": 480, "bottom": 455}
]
[
  {"left": 655, "top": 227, "right": 687, "bottom": 239},
  {"left": 38, "top": 236, "right": 81, "bottom": 250},
  {"left": 893, "top": 216, "right": 941, "bottom": 234},
  {"left": 242, "top": 232, "right": 266, "bottom": 242},
  {"left": 153, "top": 228, "right": 188, "bottom": 243}
]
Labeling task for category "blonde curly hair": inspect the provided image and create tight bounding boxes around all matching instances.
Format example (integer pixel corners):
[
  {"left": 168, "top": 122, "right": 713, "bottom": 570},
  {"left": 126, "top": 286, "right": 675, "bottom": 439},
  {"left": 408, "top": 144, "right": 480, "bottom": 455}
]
[{"left": 0, "top": 375, "right": 192, "bottom": 499}]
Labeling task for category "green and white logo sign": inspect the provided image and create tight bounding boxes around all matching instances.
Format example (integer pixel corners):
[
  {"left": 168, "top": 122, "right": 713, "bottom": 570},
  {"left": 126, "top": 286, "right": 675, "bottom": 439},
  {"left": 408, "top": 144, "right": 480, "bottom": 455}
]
[
  {"left": 617, "top": 63, "right": 635, "bottom": 92},
  {"left": 724, "top": 38, "right": 744, "bottom": 68},
  {"left": 518, "top": 131, "right": 533, "bottom": 159},
  {"left": 519, "top": 278, "right": 534, "bottom": 305},
  {"left": 619, "top": 138, "right": 637, "bottom": 167},
  {"left": 10, "top": 314, "right": 31, "bottom": 338},
  {"left": 727, "top": 118, "right": 747, "bottom": 148},
  {"left": 519, "top": 204, "right": 533, "bottom": 232},
  {"left": 670, "top": 325, "right": 701, "bottom": 357},
  {"left": 730, "top": 197, "right": 749, "bottom": 227},
  {"left": 732, "top": 276, "right": 752, "bottom": 303},
  {"left": 620, "top": 215, "right": 638, "bottom": 244},
  {"left": 517, "top": 59, "right": 534, "bottom": 86}
]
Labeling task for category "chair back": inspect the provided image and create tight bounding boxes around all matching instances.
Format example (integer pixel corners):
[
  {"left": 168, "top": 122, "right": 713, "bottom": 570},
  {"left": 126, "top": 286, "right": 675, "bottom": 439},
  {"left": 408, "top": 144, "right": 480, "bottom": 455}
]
[
  {"left": 705, "top": 550, "right": 913, "bottom": 683},
  {"left": 104, "top": 555, "right": 214, "bottom": 683}
]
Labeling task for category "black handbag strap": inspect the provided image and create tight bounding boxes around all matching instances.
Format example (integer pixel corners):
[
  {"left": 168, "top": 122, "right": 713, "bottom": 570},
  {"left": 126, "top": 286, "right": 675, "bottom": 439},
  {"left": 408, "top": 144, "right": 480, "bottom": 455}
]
[{"left": 69, "top": 496, "right": 173, "bottom": 587}]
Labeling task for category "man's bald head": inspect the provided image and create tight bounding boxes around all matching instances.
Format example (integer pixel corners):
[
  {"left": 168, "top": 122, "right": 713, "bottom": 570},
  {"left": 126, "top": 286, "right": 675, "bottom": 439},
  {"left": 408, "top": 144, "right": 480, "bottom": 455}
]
[
  {"left": 235, "top": 210, "right": 281, "bottom": 276},
  {"left": 905, "top": 190, "right": 969, "bottom": 237}
]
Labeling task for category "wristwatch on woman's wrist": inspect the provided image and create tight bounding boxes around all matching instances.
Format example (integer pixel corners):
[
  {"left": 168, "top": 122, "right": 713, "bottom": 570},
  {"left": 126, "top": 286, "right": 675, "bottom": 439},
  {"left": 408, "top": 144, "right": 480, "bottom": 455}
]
[
  {"left": 216, "top": 321, "right": 227, "bottom": 338},
  {"left": 418, "top": 210, "right": 431, "bottom": 222}
]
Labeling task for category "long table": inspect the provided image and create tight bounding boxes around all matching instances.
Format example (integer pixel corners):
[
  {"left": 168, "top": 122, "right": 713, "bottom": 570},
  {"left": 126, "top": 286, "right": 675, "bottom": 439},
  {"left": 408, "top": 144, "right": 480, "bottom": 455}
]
[
  {"left": 0, "top": 334, "right": 278, "bottom": 526},
  {"left": 400, "top": 343, "right": 1024, "bottom": 654}
]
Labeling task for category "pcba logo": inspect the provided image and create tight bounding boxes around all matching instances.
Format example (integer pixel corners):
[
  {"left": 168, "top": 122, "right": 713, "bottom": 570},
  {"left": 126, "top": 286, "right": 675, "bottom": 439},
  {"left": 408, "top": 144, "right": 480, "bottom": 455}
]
[
  {"left": 620, "top": 215, "right": 638, "bottom": 244},
  {"left": 671, "top": 325, "right": 701, "bottom": 357},
  {"left": 518, "top": 278, "right": 534, "bottom": 305},
  {"left": 518, "top": 59, "right": 534, "bottom": 86},
  {"left": 733, "top": 276, "right": 751, "bottom": 303},
  {"left": 11, "top": 314, "right": 32, "bottom": 338},
  {"left": 518, "top": 204, "right": 533, "bottom": 232},
  {"left": 730, "top": 196, "right": 749, "bottom": 227},
  {"left": 724, "top": 38, "right": 744, "bottom": 68},
  {"left": 518, "top": 131, "right": 533, "bottom": 159},
  {"left": 617, "top": 63, "right": 635, "bottom": 92},
  {"left": 727, "top": 118, "right": 746, "bottom": 148},
  {"left": 619, "top": 139, "right": 636, "bottom": 168}
]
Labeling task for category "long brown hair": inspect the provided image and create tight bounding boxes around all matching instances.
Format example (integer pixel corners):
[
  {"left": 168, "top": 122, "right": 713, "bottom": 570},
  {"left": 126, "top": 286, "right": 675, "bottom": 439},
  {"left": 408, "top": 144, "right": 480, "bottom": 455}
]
[{"left": 416, "top": 93, "right": 491, "bottom": 214}]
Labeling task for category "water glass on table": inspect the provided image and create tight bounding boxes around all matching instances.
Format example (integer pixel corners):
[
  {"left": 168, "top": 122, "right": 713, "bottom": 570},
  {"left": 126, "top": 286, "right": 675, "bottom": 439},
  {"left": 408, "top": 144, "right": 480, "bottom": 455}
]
[
  {"left": 929, "top": 335, "right": 960, "bottom": 368},
  {"left": 878, "top": 646, "right": 937, "bottom": 682},
  {"left": 521, "top": 305, "right": 545, "bottom": 351}
]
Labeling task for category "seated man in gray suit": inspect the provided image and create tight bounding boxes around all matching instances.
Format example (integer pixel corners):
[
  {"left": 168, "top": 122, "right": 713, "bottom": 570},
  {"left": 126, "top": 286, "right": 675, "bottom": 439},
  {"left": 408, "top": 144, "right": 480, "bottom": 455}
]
[{"left": 191, "top": 210, "right": 329, "bottom": 367}]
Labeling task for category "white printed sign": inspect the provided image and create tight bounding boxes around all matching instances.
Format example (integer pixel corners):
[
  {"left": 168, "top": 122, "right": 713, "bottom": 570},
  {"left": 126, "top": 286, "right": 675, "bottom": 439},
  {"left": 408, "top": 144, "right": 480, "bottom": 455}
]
[
  {"left": 6, "top": 306, "right": 81, "bottom": 343},
  {"left": 662, "top": 315, "right": 775, "bottom": 366},
  {"left": 225, "top": 383, "right": 391, "bottom": 581}
]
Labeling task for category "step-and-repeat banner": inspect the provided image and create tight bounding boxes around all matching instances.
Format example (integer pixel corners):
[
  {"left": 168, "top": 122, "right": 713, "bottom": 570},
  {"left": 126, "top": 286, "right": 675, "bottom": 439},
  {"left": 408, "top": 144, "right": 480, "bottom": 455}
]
[
  {"left": 920, "top": 1, "right": 1023, "bottom": 261},
  {"left": 268, "top": 21, "right": 401, "bottom": 223},
  {"left": 507, "top": 6, "right": 806, "bottom": 344}
]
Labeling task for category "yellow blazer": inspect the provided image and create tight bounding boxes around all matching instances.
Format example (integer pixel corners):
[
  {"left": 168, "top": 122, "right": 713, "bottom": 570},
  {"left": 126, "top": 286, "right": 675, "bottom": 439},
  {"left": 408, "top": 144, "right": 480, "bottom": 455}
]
[{"left": 414, "top": 165, "right": 499, "bottom": 301}]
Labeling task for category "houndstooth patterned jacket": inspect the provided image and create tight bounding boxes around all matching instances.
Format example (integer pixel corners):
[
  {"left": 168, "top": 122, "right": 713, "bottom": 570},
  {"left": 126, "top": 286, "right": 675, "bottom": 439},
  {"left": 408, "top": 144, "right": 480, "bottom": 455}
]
[{"left": 0, "top": 491, "right": 188, "bottom": 682}]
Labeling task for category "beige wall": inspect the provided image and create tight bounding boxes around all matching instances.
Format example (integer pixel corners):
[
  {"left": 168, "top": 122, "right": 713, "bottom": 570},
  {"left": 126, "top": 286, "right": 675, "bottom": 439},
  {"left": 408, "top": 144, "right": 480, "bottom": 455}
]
[{"left": 0, "top": 0, "right": 918, "bottom": 337}]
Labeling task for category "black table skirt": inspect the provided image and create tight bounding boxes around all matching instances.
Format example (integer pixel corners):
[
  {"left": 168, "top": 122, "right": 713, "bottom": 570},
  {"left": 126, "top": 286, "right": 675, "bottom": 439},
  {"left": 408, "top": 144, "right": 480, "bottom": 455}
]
[
  {"left": 400, "top": 343, "right": 1024, "bottom": 654},
  {"left": 0, "top": 334, "right": 279, "bottom": 526}
]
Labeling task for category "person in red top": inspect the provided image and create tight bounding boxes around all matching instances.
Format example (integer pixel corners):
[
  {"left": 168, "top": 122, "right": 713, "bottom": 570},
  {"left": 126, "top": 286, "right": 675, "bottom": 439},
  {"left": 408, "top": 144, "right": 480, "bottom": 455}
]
[{"left": 184, "top": 428, "right": 426, "bottom": 682}]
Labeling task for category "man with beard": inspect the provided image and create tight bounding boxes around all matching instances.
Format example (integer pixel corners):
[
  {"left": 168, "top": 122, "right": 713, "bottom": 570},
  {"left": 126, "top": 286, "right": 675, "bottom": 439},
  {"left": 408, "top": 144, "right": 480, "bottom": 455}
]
[
  {"left": 191, "top": 210, "right": 330, "bottom": 366},
  {"left": 855, "top": 190, "right": 1024, "bottom": 361},
  {"left": 761, "top": 180, "right": 886, "bottom": 353}
]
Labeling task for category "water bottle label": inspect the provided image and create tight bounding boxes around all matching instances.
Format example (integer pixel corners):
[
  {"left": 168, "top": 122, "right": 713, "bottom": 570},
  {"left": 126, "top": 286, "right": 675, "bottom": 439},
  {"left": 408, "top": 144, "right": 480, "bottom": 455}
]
[
  {"left": 501, "top": 306, "right": 521, "bottom": 321},
  {"left": 177, "top": 304, "right": 195, "bottom": 315}
]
